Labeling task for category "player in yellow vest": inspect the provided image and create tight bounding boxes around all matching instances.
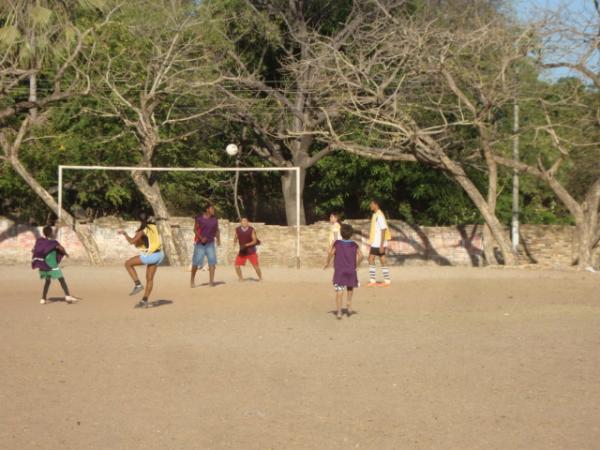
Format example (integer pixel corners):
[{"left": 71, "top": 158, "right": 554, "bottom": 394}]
[
  {"left": 118, "top": 212, "right": 165, "bottom": 308},
  {"left": 368, "top": 200, "right": 392, "bottom": 287}
]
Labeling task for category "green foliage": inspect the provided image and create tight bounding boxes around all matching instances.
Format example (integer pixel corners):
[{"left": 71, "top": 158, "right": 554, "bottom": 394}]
[{"left": 0, "top": 0, "right": 590, "bottom": 227}]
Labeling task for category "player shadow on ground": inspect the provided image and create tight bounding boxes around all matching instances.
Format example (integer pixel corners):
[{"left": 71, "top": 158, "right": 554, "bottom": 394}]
[
  {"left": 195, "top": 281, "right": 226, "bottom": 287},
  {"left": 328, "top": 309, "right": 358, "bottom": 318},
  {"left": 355, "top": 221, "right": 484, "bottom": 267},
  {"left": 135, "top": 299, "right": 173, "bottom": 308},
  {"left": 240, "top": 277, "right": 261, "bottom": 282},
  {"left": 47, "top": 297, "right": 81, "bottom": 303}
]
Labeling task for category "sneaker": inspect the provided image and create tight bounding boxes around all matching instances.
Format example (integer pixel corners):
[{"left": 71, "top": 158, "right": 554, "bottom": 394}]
[
  {"left": 129, "top": 284, "right": 144, "bottom": 296},
  {"left": 65, "top": 295, "right": 79, "bottom": 303},
  {"left": 367, "top": 282, "right": 378, "bottom": 287},
  {"left": 135, "top": 299, "right": 150, "bottom": 309},
  {"left": 40, "top": 299, "right": 46, "bottom": 305},
  {"left": 378, "top": 282, "right": 391, "bottom": 288}
]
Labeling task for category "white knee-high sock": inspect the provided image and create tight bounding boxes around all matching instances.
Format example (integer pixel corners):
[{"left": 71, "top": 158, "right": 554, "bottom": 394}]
[{"left": 382, "top": 266, "right": 391, "bottom": 283}]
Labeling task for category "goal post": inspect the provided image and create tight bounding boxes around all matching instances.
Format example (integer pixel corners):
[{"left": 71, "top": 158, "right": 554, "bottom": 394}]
[{"left": 57, "top": 165, "right": 302, "bottom": 267}]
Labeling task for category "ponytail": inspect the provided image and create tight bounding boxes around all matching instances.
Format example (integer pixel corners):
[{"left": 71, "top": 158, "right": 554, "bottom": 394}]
[{"left": 137, "top": 212, "right": 149, "bottom": 232}]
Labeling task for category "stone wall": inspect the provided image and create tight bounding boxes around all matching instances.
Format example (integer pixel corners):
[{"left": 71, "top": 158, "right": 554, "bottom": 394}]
[{"left": 0, "top": 216, "right": 592, "bottom": 268}]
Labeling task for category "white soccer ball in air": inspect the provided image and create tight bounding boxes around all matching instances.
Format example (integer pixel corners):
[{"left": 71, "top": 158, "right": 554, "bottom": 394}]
[{"left": 226, "top": 143, "right": 239, "bottom": 156}]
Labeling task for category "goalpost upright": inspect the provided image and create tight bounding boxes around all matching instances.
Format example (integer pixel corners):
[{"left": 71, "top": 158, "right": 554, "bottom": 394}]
[{"left": 57, "top": 165, "right": 302, "bottom": 267}]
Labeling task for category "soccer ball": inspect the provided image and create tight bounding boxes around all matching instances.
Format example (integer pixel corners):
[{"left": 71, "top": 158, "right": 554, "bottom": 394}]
[{"left": 226, "top": 143, "right": 239, "bottom": 156}]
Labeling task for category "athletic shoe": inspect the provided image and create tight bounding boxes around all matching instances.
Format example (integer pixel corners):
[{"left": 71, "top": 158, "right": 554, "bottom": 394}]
[
  {"left": 367, "top": 282, "right": 378, "bottom": 287},
  {"left": 65, "top": 295, "right": 79, "bottom": 303},
  {"left": 40, "top": 299, "right": 46, "bottom": 305},
  {"left": 378, "top": 282, "right": 391, "bottom": 288},
  {"left": 129, "top": 284, "right": 144, "bottom": 296},
  {"left": 135, "top": 299, "right": 150, "bottom": 309}
]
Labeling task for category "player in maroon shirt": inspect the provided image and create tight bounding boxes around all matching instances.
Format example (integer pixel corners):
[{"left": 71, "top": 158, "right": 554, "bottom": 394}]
[
  {"left": 191, "top": 204, "right": 220, "bottom": 287},
  {"left": 233, "top": 217, "right": 262, "bottom": 281},
  {"left": 324, "top": 223, "right": 363, "bottom": 320}
]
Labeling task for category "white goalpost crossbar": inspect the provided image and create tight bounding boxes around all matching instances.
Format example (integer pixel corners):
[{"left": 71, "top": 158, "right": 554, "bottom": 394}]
[{"left": 57, "top": 165, "right": 302, "bottom": 266}]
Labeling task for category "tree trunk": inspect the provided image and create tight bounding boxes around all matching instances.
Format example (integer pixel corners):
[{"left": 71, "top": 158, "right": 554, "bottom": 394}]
[
  {"left": 439, "top": 154, "right": 517, "bottom": 265},
  {"left": 281, "top": 167, "right": 306, "bottom": 226},
  {"left": 576, "top": 180, "right": 600, "bottom": 268},
  {"left": 131, "top": 171, "right": 184, "bottom": 266},
  {"left": 483, "top": 144, "right": 500, "bottom": 265},
  {"left": 543, "top": 176, "right": 600, "bottom": 269},
  {"left": 576, "top": 222, "right": 594, "bottom": 268},
  {"left": 9, "top": 157, "right": 103, "bottom": 264}
]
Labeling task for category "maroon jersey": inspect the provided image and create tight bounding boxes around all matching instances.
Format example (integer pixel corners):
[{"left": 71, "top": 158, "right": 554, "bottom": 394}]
[
  {"left": 195, "top": 215, "right": 218, "bottom": 244},
  {"left": 333, "top": 240, "right": 359, "bottom": 288},
  {"left": 236, "top": 226, "right": 257, "bottom": 255}
]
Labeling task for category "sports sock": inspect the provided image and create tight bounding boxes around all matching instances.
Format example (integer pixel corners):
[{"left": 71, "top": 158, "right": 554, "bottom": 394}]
[
  {"left": 369, "top": 265, "right": 376, "bottom": 282},
  {"left": 382, "top": 266, "right": 391, "bottom": 283}
]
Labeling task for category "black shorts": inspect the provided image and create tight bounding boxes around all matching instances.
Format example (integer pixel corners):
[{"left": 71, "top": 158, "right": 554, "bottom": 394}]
[{"left": 369, "top": 247, "right": 386, "bottom": 256}]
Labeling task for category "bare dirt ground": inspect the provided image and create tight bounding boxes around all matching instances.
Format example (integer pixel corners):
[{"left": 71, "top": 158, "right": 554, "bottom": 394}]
[{"left": 0, "top": 264, "right": 599, "bottom": 450}]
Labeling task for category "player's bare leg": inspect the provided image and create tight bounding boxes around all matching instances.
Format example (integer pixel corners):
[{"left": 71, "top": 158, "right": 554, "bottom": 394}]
[
  {"left": 125, "top": 256, "right": 144, "bottom": 295},
  {"left": 235, "top": 265, "right": 244, "bottom": 281},
  {"left": 190, "top": 265, "right": 198, "bottom": 288},
  {"left": 208, "top": 265, "right": 216, "bottom": 286},
  {"left": 346, "top": 288, "right": 354, "bottom": 316},
  {"left": 144, "top": 264, "right": 157, "bottom": 298},
  {"left": 335, "top": 291, "right": 343, "bottom": 320},
  {"left": 252, "top": 263, "right": 263, "bottom": 281}
]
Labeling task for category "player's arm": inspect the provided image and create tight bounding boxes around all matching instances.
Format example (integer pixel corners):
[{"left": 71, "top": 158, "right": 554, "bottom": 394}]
[
  {"left": 233, "top": 232, "right": 238, "bottom": 246},
  {"left": 246, "top": 230, "right": 258, "bottom": 247},
  {"left": 194, "top": 220, "right": 202, "bottom": 242},
  {"left": 119, "top": 229, "right": 143, "bottom": 246},
  {"left": 356, "top": 247, "right": 364, "bottom": 268},
  {"left": 379, "top": 216, "right": 387, "bottom": 255},
  {"left": 324, "top": 246, "right": 336, "bottom": 269},
  {"left": 216, "top": 228, "right": 221, "bottom": 246},
  {"left": 56, "top": 243, "right": 70, "bottom": 258}
]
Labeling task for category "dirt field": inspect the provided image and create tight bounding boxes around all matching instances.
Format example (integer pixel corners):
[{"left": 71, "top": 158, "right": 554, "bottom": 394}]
[{"left": 0, "top": 264, "right": 599, "bottom": 450}]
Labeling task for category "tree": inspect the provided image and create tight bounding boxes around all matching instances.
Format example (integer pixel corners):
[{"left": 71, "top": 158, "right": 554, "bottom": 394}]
[
  {"left": 93, "top": 0, "right": 224, "bottom": 265},
  {"left": 495, "top": 81, "right": 600, "bottom": 268},
  {"left": 0, "top": 0, "right": 114, "bottom": 264},
  {"left": 432, "top": 7, "right": 535, "bottom": 263},
  {"left": 211, "top": 0, "right": 373, "bottom": 225},
  {"left": 492, "top": 7, "right": 600, "bottom": 269},
  {"left": 315, "top": 0, "right": 519, "bottom": 264}
]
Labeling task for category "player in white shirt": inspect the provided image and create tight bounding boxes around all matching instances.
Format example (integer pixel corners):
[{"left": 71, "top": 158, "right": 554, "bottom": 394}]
[{"left": 368, "top": 200, "right": 391, "bottom": 287}]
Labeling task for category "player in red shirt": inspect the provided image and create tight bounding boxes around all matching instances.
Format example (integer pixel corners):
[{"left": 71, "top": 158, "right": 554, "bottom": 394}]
[{"left": 233, "top": 217, "right": 262, "bottom": 281}]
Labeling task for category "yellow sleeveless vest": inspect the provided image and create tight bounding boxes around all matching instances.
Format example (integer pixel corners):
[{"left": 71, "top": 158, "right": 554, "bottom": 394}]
[
  {"left": 369, "top": 210, "right": 392, "bottom": 244},
  {"left": 138, "top": 223, "right": 162, "bottom": 254}
]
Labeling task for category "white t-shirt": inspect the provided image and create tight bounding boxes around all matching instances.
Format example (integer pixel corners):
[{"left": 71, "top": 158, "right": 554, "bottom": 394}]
[
  {"left": 371, "top": 213, "right": 388, "bottom": 248},
  {"left": 329, "top": 222, "right": 341, "bottom": 246}
]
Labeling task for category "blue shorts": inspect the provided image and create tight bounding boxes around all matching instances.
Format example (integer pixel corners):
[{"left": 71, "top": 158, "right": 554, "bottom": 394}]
[
  {"left": 140, "top": 250, "right": 165, "bottom": 265},
  {"left": 192, "top": 242, "right": 217, "bottom": 267}
]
